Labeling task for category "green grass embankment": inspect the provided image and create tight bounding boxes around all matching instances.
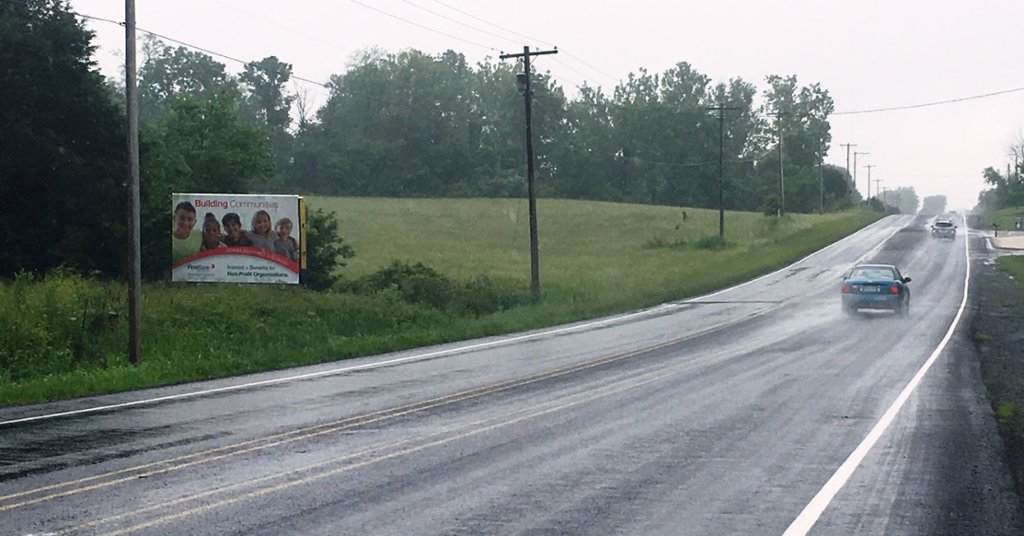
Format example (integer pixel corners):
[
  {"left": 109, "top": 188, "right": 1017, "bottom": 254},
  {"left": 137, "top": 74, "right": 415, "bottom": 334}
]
[{"left": 0, "top": 199, "right": 881, "bottom": 406}]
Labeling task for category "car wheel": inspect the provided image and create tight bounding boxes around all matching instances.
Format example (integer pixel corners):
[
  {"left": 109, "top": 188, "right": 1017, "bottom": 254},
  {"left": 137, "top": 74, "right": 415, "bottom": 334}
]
[{"left": 897, "top": 298, "right": 909, "bottom": 317}]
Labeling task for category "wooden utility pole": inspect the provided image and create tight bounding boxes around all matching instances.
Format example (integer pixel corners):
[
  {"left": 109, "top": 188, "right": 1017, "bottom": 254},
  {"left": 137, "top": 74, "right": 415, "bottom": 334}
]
[
  {"left": 707, "top": 105, "right": 742, "bottom": 236},
  {"left": 840, "top": 143, "right": 856, "bottom": 193},
  {"left": 500, "top": 46, "right": 557, "bottom": 303},
  {"left": 769, "top": 112, "right": 789, "bottom": 216},
  {"left": 854, "top": 151, "right": 869, "bottom": 198},
  {"left": 818, "top": 139, "right": 825, "bottom": 214},
  {"left": 866, "top": 164, "right": 876, "bottom": 200},
  {"left": 125, "top": 0, "right": 142, "bottom": 364},
  {"left": 868, "top": 163, "right": 876, "bottom": 200}
]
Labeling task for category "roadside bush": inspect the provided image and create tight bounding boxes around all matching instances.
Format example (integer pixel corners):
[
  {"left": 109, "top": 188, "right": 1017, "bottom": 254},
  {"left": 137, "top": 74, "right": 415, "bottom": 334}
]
[
  {"left": 305, "top": 207, "right": 356, "bottom": 291},
  {"left": 455, "top": 274, "right": 530, "bottom": 317},
  {"left": 352, "top": 261, "right": 456, "bottom": 310},
  {"left": 0, "top": 271, "right": 124, "bottom": 382},
  {"left": 350, "top": 261, "right": 528, "bottom": 316}
]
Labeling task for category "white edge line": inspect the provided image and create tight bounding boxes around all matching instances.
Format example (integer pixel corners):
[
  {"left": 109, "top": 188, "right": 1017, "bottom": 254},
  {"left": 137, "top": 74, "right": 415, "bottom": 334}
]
[
  {"left": 781, "top": 218, "right": 972, "bottom": 536},
  {"left": 0, "top": 215, "right": 896, "bottom": 427}
]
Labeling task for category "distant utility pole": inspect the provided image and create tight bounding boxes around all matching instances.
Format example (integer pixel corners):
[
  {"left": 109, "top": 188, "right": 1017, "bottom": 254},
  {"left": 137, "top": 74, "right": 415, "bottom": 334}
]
[
  {"left": 500, "top": 46, "right": 557, "bottom": 304},
  {"left": 818, "top": 139, "right": 825, "bottom": 214},
  {"left": 854, "top": 151, "right": 869, "bottom": 197},
  {"left": 707, "top": 105, "right": 742, "bottom": 237},
  {"left": 840, "top": 143, "right": 856, "bottom": 192},
  {"left": 125, "top": 0, "right": 142, "bottom": 364},
  {"left": 769, "top": 111, "right": 789, "bottom": 216},
  {"left": 866, "top": 164, "right": 876, "bottom": 200}
]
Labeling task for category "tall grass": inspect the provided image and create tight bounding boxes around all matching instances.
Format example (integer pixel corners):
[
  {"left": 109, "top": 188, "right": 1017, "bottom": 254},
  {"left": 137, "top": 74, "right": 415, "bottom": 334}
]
[{"left": 0, "top": 199, "right": 880, "bottom": 406}]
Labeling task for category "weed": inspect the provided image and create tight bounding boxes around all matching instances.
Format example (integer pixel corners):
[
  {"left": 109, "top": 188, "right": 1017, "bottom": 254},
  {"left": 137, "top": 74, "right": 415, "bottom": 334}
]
[{"left": 997, "top": 401, "right": 1018, "bottom": 421}]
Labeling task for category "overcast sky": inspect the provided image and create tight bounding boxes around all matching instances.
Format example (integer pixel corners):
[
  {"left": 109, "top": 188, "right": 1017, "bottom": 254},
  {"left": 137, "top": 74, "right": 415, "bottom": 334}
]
[{"left": 72, "top": 0, "right": 1024, "bottom": 211}]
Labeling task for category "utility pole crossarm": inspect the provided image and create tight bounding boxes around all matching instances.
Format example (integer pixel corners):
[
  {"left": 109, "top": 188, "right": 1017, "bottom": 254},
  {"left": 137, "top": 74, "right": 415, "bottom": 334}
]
[{"left": 498, "top": 48, "right": 559, "bottom": 60}]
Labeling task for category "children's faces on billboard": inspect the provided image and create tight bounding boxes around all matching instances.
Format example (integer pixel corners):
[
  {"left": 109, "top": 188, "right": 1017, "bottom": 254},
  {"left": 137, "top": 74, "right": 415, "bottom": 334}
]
[{"left": 172, "top": 194, "right": 302, "bottom": 284}]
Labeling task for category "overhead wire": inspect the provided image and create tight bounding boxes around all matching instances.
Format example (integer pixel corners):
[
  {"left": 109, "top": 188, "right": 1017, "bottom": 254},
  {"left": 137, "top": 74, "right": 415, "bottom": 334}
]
[
  {"left": 421, "top": 0, "right": 619, "bottom": 86},
  {"left": 833, "top": 86, "right": 1024, "bottom": 115},
  {"left": 396, "top": 0, "right": 518, "bottom": 47},
  {"left": 425, "top": 0, "right": 555, "bottom": 48},
  {"left": 209, "top": 0, "right": 355, "bottom": 55},
  {"left": 347, "top": 0, "right": 498, "bottom": 52}
]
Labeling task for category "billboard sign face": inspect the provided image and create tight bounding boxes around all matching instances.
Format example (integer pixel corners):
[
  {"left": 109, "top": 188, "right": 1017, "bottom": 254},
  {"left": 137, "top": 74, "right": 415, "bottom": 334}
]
[{"left": 172, "top": 194, "right": 303, "bottom": 284}]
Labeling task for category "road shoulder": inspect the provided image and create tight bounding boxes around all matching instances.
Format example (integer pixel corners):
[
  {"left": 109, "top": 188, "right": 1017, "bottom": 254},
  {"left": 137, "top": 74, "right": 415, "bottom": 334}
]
[{"left": 969, "top": 233, "right": 1024, "bottom": 518}]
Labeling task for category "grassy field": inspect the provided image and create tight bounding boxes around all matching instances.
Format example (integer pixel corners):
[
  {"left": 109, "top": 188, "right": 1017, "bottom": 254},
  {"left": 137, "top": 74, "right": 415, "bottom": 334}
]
[
  {"left": 977, "top": 207, "right": 1024, "bottom": 232},
  {"left": 0, "top": 198, "right": 881, "bottom": 406},
  {"left": 311, "top": 197, "right": 879, "bottom": 310}
]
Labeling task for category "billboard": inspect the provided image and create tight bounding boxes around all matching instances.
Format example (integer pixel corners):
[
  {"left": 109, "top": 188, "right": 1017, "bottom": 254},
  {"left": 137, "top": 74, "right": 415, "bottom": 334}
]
[{"left": 172, "top": 193, "right": 305, "bottom": 284}]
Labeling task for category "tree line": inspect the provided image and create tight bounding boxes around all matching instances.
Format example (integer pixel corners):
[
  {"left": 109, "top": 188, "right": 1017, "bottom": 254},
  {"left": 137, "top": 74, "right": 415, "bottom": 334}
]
[{"left": 1, "top": 0, "right": 862, "bottom": 282}]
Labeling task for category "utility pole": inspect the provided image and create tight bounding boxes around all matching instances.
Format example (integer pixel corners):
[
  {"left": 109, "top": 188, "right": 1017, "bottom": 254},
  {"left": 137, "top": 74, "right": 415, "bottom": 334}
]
[
  {"left": 125, "top": 0, "right": 142, "bottom": 364},
  {"left": 854, "top": 151, "right": 869, "bottom": 198},
  {"left": 840, "top": 143, "right": 856, "bottom": 192},
  {"left": 866, "top": 165, "right": 876, "bottom": 205},
  {"left": 707, "top": 105, "right": 741, "bottom": 237},
  {"left": 818, "top": 139, "right": 825, "bottom": 214},
  {"left": 769, "top": 112, "right": 789, "bottom": 216},
  {"left": 500, "top": 46, "right": 557, "bottom": 304}
]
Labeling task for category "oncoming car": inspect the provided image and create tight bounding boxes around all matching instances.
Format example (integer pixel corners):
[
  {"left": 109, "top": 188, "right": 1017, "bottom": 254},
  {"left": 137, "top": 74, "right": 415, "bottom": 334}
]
[
  {"left": 931, "top": 219, "right": 956, "bottom": 239},
  {"left": 841, "top": 264, "right": 911, "bottom": 317}
]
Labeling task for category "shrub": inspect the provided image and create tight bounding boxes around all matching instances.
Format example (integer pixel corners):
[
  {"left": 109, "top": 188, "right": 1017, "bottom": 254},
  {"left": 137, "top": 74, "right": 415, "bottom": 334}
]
[
  {"left": 0, "top": 271, "right": 124, "bottom": 382},
  {"left": 304, "top": 208, "right": 355, "bottom": 291},
  {"left": 350, "top": 261, "right": 528, "bottom": 316}
]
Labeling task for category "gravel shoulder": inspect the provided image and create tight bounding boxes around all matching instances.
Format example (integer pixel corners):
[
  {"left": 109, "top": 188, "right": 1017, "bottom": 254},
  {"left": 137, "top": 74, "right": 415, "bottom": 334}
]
[{"left": 969, "top": 225, "right": 1024, "bottom": 512}]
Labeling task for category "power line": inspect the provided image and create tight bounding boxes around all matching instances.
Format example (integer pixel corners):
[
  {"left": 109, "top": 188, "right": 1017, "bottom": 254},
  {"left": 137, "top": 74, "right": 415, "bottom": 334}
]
[
  {"left": 77, "top": 12, "right": 331, "bottom": 87},
  {"left": 561, "top": 51, "right": 620, "bottom": 85},
  {"left": 426, "top": 0, "right": 554, "bottom": 48},
  {"left": 397, "top": 0, "right": 515, "bottom": 47},
  {"left": 834, "top": 86, "right": 1024, "bottom": 115},
  {"left": 347, "top": 0, "right": 498, "bottom": 52},
  {"left": 422, "top": 0, "right": 619, "bottom": 85},
  {"left": 209, "top": 0, "right": 355, "bottom": 55}
]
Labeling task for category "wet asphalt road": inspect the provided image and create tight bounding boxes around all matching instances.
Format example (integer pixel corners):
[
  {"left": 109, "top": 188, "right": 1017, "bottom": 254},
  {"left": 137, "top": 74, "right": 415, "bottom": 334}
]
[{"left": 1, "top": 215, "right": 1021, "bottom": 535}]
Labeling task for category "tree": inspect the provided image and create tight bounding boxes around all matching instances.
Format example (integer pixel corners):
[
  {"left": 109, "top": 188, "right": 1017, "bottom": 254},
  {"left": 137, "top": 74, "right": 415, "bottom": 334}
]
[
  {"left": 0, "top": 0, "right": 126, "bottom": 278},
  {"left": 138, "top": 35, "right": 239, "bottom": 121},
  {"left": 758, "top": 75, "right": 836, "bottom": 213},
  {"left": 239, "top": 56, "right": 295, "bottom": 189},
  {"left": 138, "top": 91, "right": 274, "bottom": 279},
  {"left": 919, "top": 195, "right": 947, "bottom": 216}
]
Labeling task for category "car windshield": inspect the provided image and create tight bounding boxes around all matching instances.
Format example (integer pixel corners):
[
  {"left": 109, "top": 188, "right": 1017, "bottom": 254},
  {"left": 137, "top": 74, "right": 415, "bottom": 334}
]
[
  {"left": 849, "top": 267, "right": 896, "bottom": 280},
  {"left": 935, "top": 221, "right": 953, "bottom": 228}
]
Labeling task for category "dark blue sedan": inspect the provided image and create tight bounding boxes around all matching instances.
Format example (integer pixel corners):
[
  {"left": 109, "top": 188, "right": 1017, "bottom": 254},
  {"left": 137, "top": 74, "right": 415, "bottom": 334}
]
[{"left": 841, "top": 264, "right": 911, "bottom": 316}]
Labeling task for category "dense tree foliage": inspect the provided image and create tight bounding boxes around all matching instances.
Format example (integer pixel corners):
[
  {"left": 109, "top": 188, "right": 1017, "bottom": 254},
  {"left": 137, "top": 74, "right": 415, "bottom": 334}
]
[
  {"left": 978, "top": 166, "right": 1024, "bottom": 211},
  {"left": 288, "top": 51, "right": 847, "bottom": 214},
  {"left": 879, "top": 187, "right": 920, "bottom": 215},
  {"left": 0, "top": 0, "right": 126, "bottom": 278},
  {"left": 919, "top": 195, "right": 947, "bottom": 216}
]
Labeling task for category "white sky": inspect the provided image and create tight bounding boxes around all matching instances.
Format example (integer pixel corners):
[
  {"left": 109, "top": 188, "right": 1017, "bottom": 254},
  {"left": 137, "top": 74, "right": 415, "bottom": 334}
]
[{"left": 72, "top": 0, "right": 1024, "bottom": 211}]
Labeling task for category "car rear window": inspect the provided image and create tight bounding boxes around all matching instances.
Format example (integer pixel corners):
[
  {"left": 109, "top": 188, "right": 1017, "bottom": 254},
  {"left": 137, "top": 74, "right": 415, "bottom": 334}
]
[
  {"left": 850, "top": 268, "right": 896, "bottom": 280},
  {"left": 935, "top": 221, "right": 953, "bottom": 228}
]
